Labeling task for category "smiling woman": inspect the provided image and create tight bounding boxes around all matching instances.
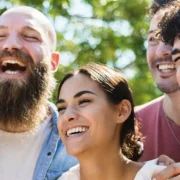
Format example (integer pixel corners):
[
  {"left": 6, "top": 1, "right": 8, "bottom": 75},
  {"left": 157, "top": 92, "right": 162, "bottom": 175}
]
[{"left": 56, "top": 62, "right": 166, "bottom": 180}]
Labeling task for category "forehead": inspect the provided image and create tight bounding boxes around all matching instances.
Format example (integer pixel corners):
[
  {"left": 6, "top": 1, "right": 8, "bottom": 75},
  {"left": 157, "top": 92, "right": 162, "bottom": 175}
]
[
  {"left": 149, "top": 15, "right": 158, "bottom": 32},
  {"left": 149, "top": 9, "right": 167, "bottom": 32},
  {"left": 173, "top": 37, "right": 180, "bottom": 48},
  {"left": 59, "top": 74, "right": 101, "bottom": 97},
  {"left": 0, "top": 11, "right": 48, "bottom": 33}
]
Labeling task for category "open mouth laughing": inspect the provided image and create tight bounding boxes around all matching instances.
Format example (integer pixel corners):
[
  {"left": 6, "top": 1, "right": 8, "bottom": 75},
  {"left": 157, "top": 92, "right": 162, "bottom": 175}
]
[
  {"left": 66, "top": 126, "right": 89, "bottom": 137},
  {"left": 0, "top": 59, "right": 27, "bottom": 75},
  {"left": 157, "top": 63, "right": 175, "bottom": 73}
]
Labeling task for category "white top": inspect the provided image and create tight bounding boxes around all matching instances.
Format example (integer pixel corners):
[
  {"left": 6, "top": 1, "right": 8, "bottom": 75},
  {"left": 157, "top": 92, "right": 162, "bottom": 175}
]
[
  {"left": 58, "top": 159, "right": 165, "bottom": 180},
  {"left": 0, "top": 116, "right": 52, "bottom": 180},
  {"left": 134, "top": 159, "right": 165, "bottom": 179}
]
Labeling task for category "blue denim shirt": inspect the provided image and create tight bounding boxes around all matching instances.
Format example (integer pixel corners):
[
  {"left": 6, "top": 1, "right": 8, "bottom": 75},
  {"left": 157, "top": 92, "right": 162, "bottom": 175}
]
[{"left": 33, "top": 102, "right": 78, "bottom": 180}]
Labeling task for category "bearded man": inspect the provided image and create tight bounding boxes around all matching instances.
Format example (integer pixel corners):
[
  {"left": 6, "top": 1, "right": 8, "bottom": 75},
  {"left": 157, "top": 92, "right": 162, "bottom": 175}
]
[{"left": 0, "top": 6, "right": 77, "bottom": 180}]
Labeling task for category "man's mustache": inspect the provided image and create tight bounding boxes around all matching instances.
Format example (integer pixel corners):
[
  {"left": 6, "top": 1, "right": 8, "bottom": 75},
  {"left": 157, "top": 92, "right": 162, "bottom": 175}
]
[
  {"left": 152, "top": 56, "right": 173, "bottom": 67},
  {"left": 0, "top": 49, "right": 33, "bottom": 63}
]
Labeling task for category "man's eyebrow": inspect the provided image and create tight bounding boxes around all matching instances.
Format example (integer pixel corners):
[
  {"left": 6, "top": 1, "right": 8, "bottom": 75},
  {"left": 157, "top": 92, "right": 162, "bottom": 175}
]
[
  {"left": 0, "top": 25, "right": 40, "bottom": 33},
  {"left": 56, "top": 99, "right": 65, "bottom": 104},
  {"left": 147, "top": 30, "right": 155, "bottom": 35},
  {"left": 171, "top": 49, "right": 180, "bottom": 62},
  {"left": 23, "top": 26, "right": 39, "bottom": 32},
  {"left": 56, "top": 90, "right": 96, "bottom": 104},
  {"left": 147, "top": 30, "right": 159, "bottom": 35}
]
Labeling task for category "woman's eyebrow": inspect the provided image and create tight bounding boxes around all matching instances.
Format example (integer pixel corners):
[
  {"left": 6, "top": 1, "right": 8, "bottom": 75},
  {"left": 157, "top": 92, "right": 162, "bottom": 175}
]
[
  {"left": 172, "top": 48, "right": 180, "bottom": 62},
  {"left": 74, "top": 90, "right": 96, "bottom": 98},
  {"left": 56, "top": 99, "right": 65, "bottom": 104},
  {"left": 57, "top": 90, "right": 97, "bottom": 104}
]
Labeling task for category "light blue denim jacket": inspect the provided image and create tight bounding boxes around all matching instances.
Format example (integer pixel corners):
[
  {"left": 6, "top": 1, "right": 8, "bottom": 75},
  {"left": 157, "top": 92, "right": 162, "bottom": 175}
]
[{"left": 33, "top": 102, "right": 78, "bottom": 180}]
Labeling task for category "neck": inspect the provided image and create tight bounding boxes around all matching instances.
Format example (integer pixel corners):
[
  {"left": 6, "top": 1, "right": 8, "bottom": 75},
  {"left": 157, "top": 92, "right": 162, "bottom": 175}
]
[
  {"left": 163, "top": 90, "right": 180, "bottom": 125},
  {"left": 77, "top": 149, "right": 141, "bottom": 180}
]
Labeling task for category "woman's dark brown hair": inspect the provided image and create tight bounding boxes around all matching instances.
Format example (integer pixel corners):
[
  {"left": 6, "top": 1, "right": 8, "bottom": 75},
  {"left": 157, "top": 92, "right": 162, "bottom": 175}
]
[{"left": 57, "top": 63, "right": 143, "bottom": 161}]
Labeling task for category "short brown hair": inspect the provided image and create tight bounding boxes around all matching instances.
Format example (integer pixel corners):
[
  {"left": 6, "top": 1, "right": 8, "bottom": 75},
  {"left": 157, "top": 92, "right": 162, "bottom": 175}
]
[
  {"left": 149, "top": 0, "right": 171, "bottom": 16},
  {"left": 158, "top": 1, "right": 180, "bottom": 45}
]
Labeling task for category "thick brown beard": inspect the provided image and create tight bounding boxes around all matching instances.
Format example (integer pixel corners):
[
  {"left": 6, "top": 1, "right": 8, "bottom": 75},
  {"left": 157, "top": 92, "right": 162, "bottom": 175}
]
[{"left": 0, "top": 61, "right": 56, "bottom": 132}]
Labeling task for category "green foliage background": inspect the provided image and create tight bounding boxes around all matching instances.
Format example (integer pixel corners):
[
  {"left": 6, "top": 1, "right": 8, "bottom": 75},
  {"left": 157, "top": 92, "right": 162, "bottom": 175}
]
[{"left": 1, "top": 0, "right": 163, "bottom": 105}]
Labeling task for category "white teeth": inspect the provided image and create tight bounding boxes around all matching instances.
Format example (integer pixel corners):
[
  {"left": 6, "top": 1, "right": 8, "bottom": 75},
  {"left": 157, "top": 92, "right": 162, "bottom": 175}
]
[
  {"left": 159, "top": 64, "right": 175, "bottom": 70},
  {"left": 66, "top": 126, "right": 88, "bottom": 137},
  {"left": 76, "top": 127, "right": 78, "bottom": 132},
  {"left": 5, "top": 70, "right": 20, "bottom": 74},
  {"left": 2, "top": 60, "right": 26, "bottom": 67}
]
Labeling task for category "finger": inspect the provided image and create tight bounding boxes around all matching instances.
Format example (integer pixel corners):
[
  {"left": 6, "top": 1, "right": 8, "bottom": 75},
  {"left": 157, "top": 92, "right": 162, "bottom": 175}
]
[
  {"left": 153, "top": 163, "right": 180, "bottom": 180},
  {"left": 157, "top": 155, "right": 175, "bottom": 166},
  {"left": 170, "top": 159, "right": 176, "bottom": 165},
  {"left": 163, "top": 159, "right": 175, "bottom": 166},
  {"left": 170, "top": 175, "right": 180, "bottom": 180}
]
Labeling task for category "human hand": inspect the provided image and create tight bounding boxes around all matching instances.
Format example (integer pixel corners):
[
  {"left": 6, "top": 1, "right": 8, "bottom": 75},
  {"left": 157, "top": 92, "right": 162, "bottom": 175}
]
[
  {"left": 152, "top": 163, "right": 180, "bottom": 180},
  {"left": 157, "top": 154, "right": 175, "bottom": 166}
]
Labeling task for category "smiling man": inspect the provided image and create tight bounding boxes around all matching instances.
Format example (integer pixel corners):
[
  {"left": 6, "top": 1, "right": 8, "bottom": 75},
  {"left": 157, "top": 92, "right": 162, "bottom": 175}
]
[
  {"left": 0, "top": 6, "right": 77, "bottom": 180},
  {"left": 159, "top": 0, "right": 180, "bottom": 86},
  {"left": 149, "top": 2, "right": 180, "bottom": 179},
  {"left": 135, "top": 0, "right": 180, "bottom": 162}
]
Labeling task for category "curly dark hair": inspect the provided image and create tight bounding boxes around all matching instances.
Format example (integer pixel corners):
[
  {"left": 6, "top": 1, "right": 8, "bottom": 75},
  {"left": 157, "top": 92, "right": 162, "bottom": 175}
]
[
  {"left": 57, "top": 63, "right": 143, "bottom": 161},
  {"left": 158, "top": 1, "right": 180, "bottom": 45},
  {"left": 149, "top": 0, "right": 171, "bottom": 16}
]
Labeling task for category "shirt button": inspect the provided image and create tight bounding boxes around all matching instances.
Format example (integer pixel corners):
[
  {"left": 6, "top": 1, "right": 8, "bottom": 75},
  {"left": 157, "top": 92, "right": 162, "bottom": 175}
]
[{"left": 47, "top": 152, "right": 52, "bottom": 156}]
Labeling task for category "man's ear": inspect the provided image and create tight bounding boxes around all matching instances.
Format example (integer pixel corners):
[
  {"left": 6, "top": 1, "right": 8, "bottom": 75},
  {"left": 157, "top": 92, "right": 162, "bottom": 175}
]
[
  {"left": 51, "top": 52, "right": 60, "bottom": 71},
  {"left": 116, "top": 100, "right": 132, "bottom": 124}
]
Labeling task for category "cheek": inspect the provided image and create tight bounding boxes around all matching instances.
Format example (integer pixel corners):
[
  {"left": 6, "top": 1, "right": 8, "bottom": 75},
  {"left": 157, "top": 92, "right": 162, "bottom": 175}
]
[
  {"left": 91, "top": 107, "right": 116, "bottom": 130},
  {"left": 25, "top": 43, "right": 51, "bottom": 64},
  {"left": 24, "top": 43, "right": 43, "bottom": 59},
  {"left": 147, "top": 46, "right": 155, "bottom": 62},
  {"left": 41, "top": 42, "right": 51, "bottom": 55},
  {"left": 176, "top": 66, "right": 180, "bottom": 86},
  {"left": 173, "top": 41, "right": 180, "bottom": 50},
  {"left": 0, "top": 41, "right": 4, "bottom": 48},
  {"left": 146, "top": 48, "right": 153, "bottom": 66}
]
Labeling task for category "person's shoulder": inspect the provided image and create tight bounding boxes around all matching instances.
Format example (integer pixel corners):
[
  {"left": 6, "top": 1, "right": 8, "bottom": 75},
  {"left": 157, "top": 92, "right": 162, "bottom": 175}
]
[
  {"left": 48, "top": 101, "right": 58, "bottom": 123},
  {"left": 135, "top": 96, "right": 164, "bottom": 113},
  {"left": 57, "top": 165, "right": 80, "bottom": 180},
  {"left": 48, "top": 101, "right": 58, "bottom": 112}
]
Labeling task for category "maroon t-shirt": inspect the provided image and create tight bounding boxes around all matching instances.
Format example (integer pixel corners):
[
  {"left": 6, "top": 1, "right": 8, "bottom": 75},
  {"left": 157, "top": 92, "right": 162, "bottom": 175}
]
[{"left": 135, "top": 96, "right": 180, "bottom": 162}]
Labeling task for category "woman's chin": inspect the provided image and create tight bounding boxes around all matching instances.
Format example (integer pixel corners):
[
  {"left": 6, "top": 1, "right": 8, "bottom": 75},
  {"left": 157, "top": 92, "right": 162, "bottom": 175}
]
[{"left": 66, "top": 146, "right": 86, "bottom": 158}]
